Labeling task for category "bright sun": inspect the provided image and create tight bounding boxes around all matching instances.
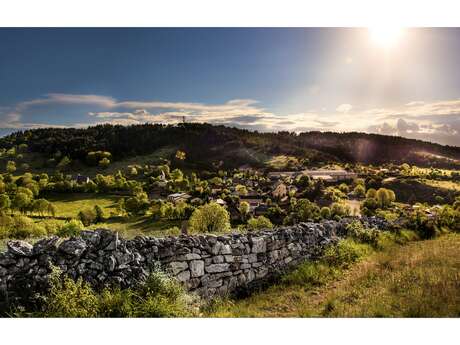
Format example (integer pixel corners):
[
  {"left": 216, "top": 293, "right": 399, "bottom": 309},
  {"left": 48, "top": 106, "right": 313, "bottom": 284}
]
[{"left": 369, "top": 26, "right": 404, "bottom": 49}]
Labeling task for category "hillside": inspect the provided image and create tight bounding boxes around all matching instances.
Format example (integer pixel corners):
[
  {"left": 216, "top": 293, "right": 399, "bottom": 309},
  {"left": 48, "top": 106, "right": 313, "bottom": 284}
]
[{"left": 1, "top": 123, "right": 460, "bottom": 170}]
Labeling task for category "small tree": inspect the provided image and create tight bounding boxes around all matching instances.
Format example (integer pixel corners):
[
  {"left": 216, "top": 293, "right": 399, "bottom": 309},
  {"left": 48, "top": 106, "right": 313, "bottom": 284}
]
[
  {"left": 0, "top": 194, "right": 11, "bottom": 213},
  {"left": 320, "top": 206, "right": 331, "bottom": 219},
  {"left": 188, "top": 203, "right": 230, "bottom": 233},
  {"left": 6, "top": 161, "right": 16, "bottom": 173},
  {"left": 235, "top": 184, "right": 248, "bottom": 196},
  {"left": 94, "top": 205, "right": 104, "bottom": 222},
  {"left": 57, "top": 156, "right": 71, "bottom": 171},
  {"left": 353, "top": 184, "right": 366, "bottom": 198},
  {"left": 238, "top": 201, "right": 250, "bottom": 221},
  {"left": 98, "top": 157, "right": 110, "bottom": 169}
]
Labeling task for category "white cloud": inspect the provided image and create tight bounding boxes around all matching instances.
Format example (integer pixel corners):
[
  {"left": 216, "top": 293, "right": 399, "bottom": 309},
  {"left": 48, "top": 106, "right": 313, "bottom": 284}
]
[
  {"left": 2, "top": 94, "right": 460, "bottom": 146},
  {"left": 336, "top": 103, "right": 352, "bottom": 113}
]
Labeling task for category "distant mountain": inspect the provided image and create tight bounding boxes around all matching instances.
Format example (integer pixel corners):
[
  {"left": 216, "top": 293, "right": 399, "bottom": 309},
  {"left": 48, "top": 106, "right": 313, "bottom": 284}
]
[{"left": 1, "top": 123, "right": 459, "bottom": 169}]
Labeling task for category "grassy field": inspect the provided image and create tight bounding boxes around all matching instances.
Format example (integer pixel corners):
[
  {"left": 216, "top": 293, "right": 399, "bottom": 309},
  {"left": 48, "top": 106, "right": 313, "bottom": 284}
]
[
  {"left": 209, "top": 234, "right": 460, "bottom": 317},
  {"left": 87, "top": 217, "right": 182, "bottom": 238},
  {"left": 265, "top": 155, "right": 300, "bottom": 170},
  {"left": 46, "top": 193, "right": 121, "bottom": 218},
  {"left": 422, "top": 179, "right": 460, "bottom": 192}
]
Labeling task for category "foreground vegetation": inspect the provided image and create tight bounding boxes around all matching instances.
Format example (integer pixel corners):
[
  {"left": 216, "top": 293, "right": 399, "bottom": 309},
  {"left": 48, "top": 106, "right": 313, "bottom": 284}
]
[{"left": 207, "top": 233, "right": 460, "bottom": 317}]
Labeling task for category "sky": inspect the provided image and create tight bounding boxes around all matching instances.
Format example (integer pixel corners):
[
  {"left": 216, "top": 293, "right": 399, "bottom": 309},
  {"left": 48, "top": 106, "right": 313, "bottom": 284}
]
[{"left": 1, "top": 27, "right": 460, "bottom": 146}]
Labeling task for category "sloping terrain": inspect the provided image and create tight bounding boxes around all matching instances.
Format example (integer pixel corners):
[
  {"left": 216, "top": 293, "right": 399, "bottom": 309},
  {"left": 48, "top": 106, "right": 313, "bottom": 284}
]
[
  {"left": 1, "top": 123, "right": 460, "bottom": 169},
  {"left": 209, "top": 234, "right": 460, "bottom": 317}
]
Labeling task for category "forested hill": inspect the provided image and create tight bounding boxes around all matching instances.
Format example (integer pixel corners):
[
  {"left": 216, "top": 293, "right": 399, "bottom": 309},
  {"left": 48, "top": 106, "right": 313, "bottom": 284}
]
[{"left": 1, "top": 123, "right": 459, "bottom": 168}]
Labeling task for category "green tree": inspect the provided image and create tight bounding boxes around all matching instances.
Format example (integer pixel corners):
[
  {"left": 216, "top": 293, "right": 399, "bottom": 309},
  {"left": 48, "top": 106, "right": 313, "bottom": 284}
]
[
  {"left": 353, "top": 184, "right": 366, "bottom": 198},
  {"left": 366, "top": 188, "right": 377, "bottom": 199},
  {"left": 239, "top": 201, "right": 250, "bottom": 221},
  {"left": 235, "top": 184, "right": 248, "bottom": 196},
  {"left": 188, "top": 203, "right": 230, "bottom": 233},
  {"left": 13, "top": 192, "right": 32, "bottom": 213},
  {"left": 6, "top": 160, "right": 16, "bottom": 173},
  {"left": 94, "top": 205, "right": 104, "bottom": 222},
  {"left": 320, "top": 206, "right": 331, "bottom": 219},
  {"left": 0, "top": 194, "right": 11, "bottom": 212},
  {"left": 57, "top": 156, "right": 71, "bottom": 171},
  {"left": 99, "top": 157, "right": 110, "bottom": 168}
]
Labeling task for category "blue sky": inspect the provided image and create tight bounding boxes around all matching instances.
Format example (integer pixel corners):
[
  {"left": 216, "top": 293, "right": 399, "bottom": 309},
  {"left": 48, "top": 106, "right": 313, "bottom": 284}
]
[{"left": 1, "top": 28, "right": 460, "bottom": 145}]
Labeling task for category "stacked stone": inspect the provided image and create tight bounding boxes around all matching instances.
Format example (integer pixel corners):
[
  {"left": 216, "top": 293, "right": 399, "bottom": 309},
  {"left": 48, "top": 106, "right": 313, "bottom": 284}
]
[{"left": 0, "top": 220, "right": 352, "bottom": 308}]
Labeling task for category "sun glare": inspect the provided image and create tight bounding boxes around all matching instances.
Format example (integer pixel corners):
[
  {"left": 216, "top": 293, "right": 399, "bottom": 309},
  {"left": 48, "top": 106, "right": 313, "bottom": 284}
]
[{"left": 369, "top": 26, "right": 404, "bottom": 49}]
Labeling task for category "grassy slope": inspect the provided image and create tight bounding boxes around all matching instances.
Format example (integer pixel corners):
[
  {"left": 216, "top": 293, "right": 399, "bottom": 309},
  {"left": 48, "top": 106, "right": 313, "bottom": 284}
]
[{"left": 210, "top": 234, "right": 460, "bottom": 317}]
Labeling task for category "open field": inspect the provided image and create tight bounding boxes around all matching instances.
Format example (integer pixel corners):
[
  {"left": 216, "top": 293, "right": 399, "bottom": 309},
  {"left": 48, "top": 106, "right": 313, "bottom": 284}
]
[
  {"left": 46, "top": 193, "right": 121, "bottom": 218},
  {"left": 422, "top": 179, "right": 460, "bottom": 192},
  {"left": 87, "top": 217, "right": 182, "bottom": 238},
  {"left": 209, "top": 234, "right": 460, "bottom": 317}
]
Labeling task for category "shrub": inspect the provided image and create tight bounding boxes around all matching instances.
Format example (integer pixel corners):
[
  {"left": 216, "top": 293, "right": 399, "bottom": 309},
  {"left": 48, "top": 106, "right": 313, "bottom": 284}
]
[
  {"left": 246, "top": 216, "right": 273, "bottom": 231},
  {"left": 42, "top": 269, "right": 99, "bottom": 317},
  {"left": 346, "top": 220, "right": 380, "bottom": 247},
  {"left": 78, "top": 208, "right": 97, "bottom": 226},
  {"left": 9, "top": 215, "right": 47, "bottom": 239},
  {"left": 57, "top": 219, "right": 84, "bottom": 237},
  {"left": 320, "top": 206, "right": 331, "bottom": 219},
  {"left": 323, "top": 239, "right": 372, "bottom": 268},
  {"left": 38, "top": 269, "right": 196, "bottom": 317}
]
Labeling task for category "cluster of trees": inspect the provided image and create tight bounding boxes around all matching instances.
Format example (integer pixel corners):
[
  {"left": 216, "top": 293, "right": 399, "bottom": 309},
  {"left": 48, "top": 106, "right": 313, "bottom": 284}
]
[
  {"left": 361, "top": 188, "right": 396, "bottom": 215},
  {"left": 0, "top": 173, "right": 57, "bottom": 216},
  {"left": 2, "top": 123, "right": 459, "bottom": 170},
  {"left": 86, "top": 151, "right": 112, "bottom": 168}
]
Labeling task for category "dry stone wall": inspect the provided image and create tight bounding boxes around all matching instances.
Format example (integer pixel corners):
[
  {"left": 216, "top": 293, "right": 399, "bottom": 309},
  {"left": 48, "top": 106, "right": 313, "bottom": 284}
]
[{"left": 0, "top": 218, "right": 386, "bottom": 308}]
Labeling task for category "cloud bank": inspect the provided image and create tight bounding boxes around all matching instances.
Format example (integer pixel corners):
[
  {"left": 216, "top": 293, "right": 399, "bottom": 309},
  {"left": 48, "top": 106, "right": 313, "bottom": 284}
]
[{"left": 1, "top": 93, "right": 459, "bottom": 146}]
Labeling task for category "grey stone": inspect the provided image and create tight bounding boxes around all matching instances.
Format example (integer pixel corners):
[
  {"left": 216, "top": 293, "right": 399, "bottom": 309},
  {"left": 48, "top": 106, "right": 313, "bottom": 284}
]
[
  {"left": 7, "top": 241, "right": 33, "bottom": 257},
  {"left": 251, "top": 237, "right": 266, "bottom": 253},
  {"left": 168, "top": 261, "right": 188, "bottom": 275},
  {"left": 189, "top": 260, "right": 205, "bottom": 277},
  {"left": 176, "top": 270, "right": 191, "bottom": 282},
  {"left": 212, "top": 255, "right": 224, "bottom": 264},
  {"left": 58, "top": 238, "right": 87, "bottom": 256},
  {"left": 205, "top": 263, "right": 229, "bottom": 273}
]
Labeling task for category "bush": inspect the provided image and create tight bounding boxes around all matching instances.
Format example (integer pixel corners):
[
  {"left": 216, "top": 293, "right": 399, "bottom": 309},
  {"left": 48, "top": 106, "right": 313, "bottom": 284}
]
[
  {"left": 57, "top": 219, "right": 84, "bottom": 237},
  {"left": 36, "top": 269, "right": 196, "bottom": 317},
  {"left": 346, "top": 220, "right": 380, "bottom": 247},
  {"left": 42, "top": 270, "right": 99, "bottom": 317},
  {"left": 323, "top": 239, "right": 372, "bottom": 268},
  {"left": 78, "top": 208, "right": 97, "bottom": 226},
  {"left": 8, "top": 215, "right": 47, "bottom": 239},
  {"left": 246, "top": 216, "right": 273, "bottom": 231},
  {"left": 320, "top": 206, "right": 331, "bottom": 219}
]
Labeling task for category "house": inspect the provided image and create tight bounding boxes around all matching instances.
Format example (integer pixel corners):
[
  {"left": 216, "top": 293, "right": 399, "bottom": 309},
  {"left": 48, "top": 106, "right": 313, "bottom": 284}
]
[
  {"left": 214, "top": 198, "right": 227, "bottom": 207},
  {"left": 267, "top": 171, "right": 300, "bottom": 180},
  {"left": 301, "top": 169, "right": 357, "bottom": 182},
  {"left": 272, "top": 181, "right": 288, "bottom": 199},
  {"left": 75, "top": 175, "right": 90, "bottom": 184},
  {"left": 167, "top": 192, "right": 191, "bottom": 204}
]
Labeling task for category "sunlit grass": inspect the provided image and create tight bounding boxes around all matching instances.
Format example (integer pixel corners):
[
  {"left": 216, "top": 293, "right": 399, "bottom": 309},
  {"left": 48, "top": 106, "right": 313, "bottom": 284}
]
[{"left": 208, "top": 234, "right": 460, "bottom": 317}]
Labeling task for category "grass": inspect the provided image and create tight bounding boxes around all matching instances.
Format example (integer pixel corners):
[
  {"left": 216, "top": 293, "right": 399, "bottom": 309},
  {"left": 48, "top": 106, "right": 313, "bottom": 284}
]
[
  {"left": 46, "top": 193, "right": 121, "bottom": 218},
  {"left": 422, "top": 179, "right": 460, "bottom": 192},
  {"left": 265, "top": 155, "right": 300, "bottom": 170},
  {"left": 208, "top": 233, "right": 460, "bottom": 317},
  {"left": 87, "top": 217, "right": 182, "bottom": 238}
]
